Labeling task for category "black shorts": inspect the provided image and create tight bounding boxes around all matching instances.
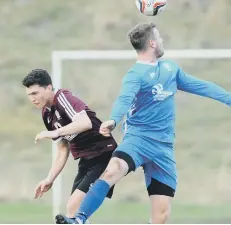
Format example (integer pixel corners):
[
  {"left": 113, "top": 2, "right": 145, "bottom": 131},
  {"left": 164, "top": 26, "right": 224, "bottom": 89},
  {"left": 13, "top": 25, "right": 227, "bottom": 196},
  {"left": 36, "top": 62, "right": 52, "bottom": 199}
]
[{"left": 71, "top": 151, "right": 114, "bottom": 198}]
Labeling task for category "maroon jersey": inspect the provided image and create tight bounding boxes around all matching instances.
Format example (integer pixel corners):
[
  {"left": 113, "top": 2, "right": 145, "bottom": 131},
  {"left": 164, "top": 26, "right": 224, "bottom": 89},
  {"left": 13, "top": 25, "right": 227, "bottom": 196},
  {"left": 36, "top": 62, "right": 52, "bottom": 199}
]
[{"left": 42, "top": 89, "right": 117, "bottom": 159}]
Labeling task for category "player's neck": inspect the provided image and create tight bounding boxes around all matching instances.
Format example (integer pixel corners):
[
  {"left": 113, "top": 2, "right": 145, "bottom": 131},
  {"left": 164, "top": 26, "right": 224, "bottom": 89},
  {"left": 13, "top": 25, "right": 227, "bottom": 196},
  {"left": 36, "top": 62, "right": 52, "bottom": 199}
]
[
  {"left": 46, "top": 91, "right": 56, "bottom": 109},
  {"left": 137, "top": 52, "right": 157, "bottom": 64}
]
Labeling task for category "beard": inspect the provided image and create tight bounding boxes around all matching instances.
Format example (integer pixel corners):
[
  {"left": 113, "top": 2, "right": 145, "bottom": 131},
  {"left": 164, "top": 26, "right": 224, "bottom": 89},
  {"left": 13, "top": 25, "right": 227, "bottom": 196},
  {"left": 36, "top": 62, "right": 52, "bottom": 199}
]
[{"left": 156, "top": 47, "right": 164, "bottom": 58}]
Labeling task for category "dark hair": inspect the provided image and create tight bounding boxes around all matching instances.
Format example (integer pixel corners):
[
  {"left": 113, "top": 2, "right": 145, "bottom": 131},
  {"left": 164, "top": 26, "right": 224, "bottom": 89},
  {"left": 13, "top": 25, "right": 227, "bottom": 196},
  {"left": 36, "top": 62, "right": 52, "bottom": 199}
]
[
  {"left": 22, "top": 69, "right": 52, "bottom": 88},
  {"left": 128, "top": 22, "right": 156, "bottom": 51}
]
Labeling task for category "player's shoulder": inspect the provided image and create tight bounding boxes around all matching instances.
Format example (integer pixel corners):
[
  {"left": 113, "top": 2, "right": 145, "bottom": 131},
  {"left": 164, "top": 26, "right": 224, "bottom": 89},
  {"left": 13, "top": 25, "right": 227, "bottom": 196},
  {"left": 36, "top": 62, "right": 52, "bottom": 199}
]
[
  {"left": 129, "top": 62, "right": 152, "bottom": 75},
  {"left": 53, "top": 89, "right": 69, "bottom": 105},
  {"left": 56, "top": 88, "right": 72, "bottom": 97},
  {"left": 54, "top": 88, "right": 76, "bottom": 102},
  {"left": 55, "top": 88, "right": 86, "bottom": 107},
  {"left": 123, "top": 64, "right": 143, "bottom": 80}
]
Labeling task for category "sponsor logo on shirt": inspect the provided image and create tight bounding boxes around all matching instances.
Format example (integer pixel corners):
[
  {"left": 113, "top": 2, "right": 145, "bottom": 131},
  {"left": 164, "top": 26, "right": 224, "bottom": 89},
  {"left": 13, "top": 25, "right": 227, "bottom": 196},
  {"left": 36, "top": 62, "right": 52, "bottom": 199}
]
[{"left": 152, "top": 84, "right": 173, "bottom": 101}]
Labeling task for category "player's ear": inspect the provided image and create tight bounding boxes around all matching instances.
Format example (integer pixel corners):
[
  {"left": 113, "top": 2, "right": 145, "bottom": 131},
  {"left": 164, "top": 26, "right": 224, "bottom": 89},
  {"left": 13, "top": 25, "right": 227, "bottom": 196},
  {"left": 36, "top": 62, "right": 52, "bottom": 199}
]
[
  {"left": 149, "top": 39, "right": 156, "bottom": 49},
  {"left": 46, "top": 84, "right": 53, "bottom": 91}
]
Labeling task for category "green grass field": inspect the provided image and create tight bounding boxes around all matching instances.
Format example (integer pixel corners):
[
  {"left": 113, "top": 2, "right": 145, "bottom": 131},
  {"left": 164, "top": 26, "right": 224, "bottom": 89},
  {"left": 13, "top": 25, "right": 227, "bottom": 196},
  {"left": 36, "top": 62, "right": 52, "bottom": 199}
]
[{"left": 0, "top": 201, "right": 230, "bottom": 224}]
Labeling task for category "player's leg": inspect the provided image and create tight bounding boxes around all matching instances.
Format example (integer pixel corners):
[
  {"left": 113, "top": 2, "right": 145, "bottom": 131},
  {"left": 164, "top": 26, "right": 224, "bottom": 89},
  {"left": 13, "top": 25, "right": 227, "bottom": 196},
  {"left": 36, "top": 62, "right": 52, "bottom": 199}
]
[
  {"left": 66, "top": 171, "right": 86, "bottom": 218},
  {"left": 67, "top": 151, "right": 116, "bottom": 216},
  {"left": 56, "top": 156, "right": 130, "bottom": 224},
  {"left": 143, "top": 159, "right": 176, "bottom": 224},
  {"left": 99, "top": 150, "right": 135, "bottom": 185},
  {"left": 56, "top": 139, "right": 144, "bottom": 224},
  {"left": 148, "top": 178, "right": 174, "bottom": 223},
  {"left": 69, "top": 155, "right": 131, "bottom": 223},
  {"left": 56, "top": 151, "right": 113, "bottom": 223},
  {"left": 138, "top": 138, "right": 177, "bottom": 224}
]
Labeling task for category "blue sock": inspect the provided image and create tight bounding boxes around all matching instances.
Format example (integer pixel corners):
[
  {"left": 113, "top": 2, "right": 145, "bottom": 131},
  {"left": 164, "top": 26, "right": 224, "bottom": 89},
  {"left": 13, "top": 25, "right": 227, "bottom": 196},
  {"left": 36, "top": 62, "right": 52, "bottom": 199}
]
[{"left": 74, "top": 179, "right": 110, "bottom": 222}]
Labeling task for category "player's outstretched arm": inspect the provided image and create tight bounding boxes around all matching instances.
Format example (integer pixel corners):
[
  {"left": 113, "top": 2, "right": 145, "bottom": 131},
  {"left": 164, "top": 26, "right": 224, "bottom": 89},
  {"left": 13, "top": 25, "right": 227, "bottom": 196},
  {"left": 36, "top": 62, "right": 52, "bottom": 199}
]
[
  {"left": 34, "top": 140, "right": 69, "bottom": 199},
  {"left": 109, "top": 71, "right": 141, "bottom": 126},
  {"left": 35, "top": 112, "right": 92, "bottom": 143},
  {"left": 176, "top": 68, "right": 231, "bottom": 107},
  {"left": 56, "top": 111, "right": 92, "bottom": 136}
]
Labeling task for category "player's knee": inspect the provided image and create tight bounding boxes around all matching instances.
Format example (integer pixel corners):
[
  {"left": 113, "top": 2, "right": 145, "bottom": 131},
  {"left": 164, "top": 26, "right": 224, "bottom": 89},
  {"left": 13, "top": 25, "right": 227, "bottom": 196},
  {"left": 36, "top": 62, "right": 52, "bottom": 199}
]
[
  {"left": 100, "top": 157, "right": 128, "bottom": 185},
  {"left": 151, "top": 207, "right": 170, "bottom": 224}
]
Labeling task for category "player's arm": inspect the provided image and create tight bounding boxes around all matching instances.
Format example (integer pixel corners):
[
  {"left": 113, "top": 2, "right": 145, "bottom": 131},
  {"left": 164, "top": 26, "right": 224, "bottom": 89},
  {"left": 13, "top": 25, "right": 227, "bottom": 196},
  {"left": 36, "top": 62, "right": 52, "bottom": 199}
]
[
  {"left": 56, "top": 111, "right": 92, "bottom": 136},
  {"left": 34, "top": 139, "right": 69, "bottom": 198},
  {"left": 46, "top": 139, "right": 69, "bottom": 182},
  {"left": 100, "top": 72, "right": 141, "bottom": 135},
  {"left": 56, "top": 91, "right": 92, "bottom": 136},
  {"left": 35, "top": 92, "right": 92, "bottom": 142},
  {"left": 176, "top": 68, "right": 231, "bottom": 107},
  {"left": 35, "top": 115, "right": 92, "bottom": 142}
]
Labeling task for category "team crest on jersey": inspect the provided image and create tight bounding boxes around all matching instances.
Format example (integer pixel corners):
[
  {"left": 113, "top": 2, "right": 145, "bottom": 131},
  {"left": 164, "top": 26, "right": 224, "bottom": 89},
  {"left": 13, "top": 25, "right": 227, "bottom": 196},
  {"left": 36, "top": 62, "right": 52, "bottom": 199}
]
[
  {"left": 152, "top": 84, "right": 173, "bottom": 101},
  {"left": 55, "top": 110, "right": 62, "bottom": 120}
]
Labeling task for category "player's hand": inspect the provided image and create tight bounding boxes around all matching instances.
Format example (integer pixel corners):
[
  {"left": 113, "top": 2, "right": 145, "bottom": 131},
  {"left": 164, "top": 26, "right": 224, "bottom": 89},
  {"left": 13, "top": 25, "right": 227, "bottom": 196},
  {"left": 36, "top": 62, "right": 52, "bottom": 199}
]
[
  {"left": 35, "top": 130, "right": 59, "bottom": 143},
  {"left": 34, "top": 179, "right": 53, "bottom": 199},
  {"left": 100, "top": 120, "right": 116, "bottom": 137}
]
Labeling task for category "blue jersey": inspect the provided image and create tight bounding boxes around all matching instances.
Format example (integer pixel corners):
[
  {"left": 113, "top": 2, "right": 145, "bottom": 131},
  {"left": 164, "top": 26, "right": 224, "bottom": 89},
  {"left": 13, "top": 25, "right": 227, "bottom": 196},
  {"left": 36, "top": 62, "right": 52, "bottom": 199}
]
[{"left": 110, "top": 60, "right": 231, "bottom": 143}]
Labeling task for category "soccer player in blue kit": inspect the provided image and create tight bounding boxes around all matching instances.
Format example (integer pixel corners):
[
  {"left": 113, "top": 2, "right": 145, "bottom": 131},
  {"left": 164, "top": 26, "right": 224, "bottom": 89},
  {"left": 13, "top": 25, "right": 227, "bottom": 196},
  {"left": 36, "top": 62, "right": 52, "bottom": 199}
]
[{"left": 56, "top": 22, "right": 231, "bottom": 224}]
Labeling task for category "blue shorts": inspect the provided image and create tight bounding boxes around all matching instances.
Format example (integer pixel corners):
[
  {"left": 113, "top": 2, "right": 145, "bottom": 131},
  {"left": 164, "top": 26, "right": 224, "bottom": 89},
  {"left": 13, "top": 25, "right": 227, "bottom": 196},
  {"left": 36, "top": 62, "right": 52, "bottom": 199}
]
[{"left": 114, "top": 134, "right": 177, "bottom": 191}]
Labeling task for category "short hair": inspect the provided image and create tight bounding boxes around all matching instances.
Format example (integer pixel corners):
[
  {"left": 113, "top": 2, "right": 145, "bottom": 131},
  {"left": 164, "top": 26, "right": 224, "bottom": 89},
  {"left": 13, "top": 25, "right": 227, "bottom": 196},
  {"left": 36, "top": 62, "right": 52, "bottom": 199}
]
[
  {"left": 22, "top": 69, "right": 52, "bottom": 88},
  {"left": 128, "top": 22, "right": 156, "bottom": 51}
]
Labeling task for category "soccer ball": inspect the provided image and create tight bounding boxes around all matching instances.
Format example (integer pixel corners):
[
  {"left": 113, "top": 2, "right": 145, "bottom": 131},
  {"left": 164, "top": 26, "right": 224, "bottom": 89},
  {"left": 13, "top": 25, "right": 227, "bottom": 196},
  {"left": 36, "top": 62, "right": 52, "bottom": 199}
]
[{"left": 135, "top": 0, "right": 167, "bottom": 16}]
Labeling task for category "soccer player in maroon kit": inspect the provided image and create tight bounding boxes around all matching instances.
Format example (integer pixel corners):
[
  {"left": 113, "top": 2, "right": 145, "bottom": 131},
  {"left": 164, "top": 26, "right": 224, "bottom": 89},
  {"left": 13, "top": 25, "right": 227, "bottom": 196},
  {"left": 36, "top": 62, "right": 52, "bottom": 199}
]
[{"left": 22, "top": 69, "right": 117, "bottom": 220}]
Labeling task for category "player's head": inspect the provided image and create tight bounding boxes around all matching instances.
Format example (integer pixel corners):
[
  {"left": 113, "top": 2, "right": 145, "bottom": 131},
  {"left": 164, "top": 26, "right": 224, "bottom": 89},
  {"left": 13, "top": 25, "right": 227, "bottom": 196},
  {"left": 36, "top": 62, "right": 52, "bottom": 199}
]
[
  {"left": 22, "top": 69, "right": 54, "bottom": 109},
  {"left": 128, "top": 22, "right": 164, "bottom": 58}
]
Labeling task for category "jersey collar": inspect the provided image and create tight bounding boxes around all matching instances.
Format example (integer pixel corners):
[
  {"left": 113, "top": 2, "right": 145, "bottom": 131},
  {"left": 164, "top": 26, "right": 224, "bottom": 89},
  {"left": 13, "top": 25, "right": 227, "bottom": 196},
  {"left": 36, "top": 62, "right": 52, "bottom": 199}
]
[{"left": 136, "top": 60, "right": 158, "bottom": 66}]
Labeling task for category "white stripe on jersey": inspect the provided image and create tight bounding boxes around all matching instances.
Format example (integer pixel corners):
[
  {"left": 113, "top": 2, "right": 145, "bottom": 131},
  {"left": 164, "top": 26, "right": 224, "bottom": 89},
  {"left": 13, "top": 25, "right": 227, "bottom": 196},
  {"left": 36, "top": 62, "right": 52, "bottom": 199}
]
[
  {"left": 60, "top": 93, "right": 77, "bottom": 116},
  {"left": 64, "top": 134, "right": 78, "bottom": 141},
  {"left": 57, "top": 96, "right": 74, "bottom": 119},
  {"left": 57, "top": 92, "right": 85, "bottom": 121}
]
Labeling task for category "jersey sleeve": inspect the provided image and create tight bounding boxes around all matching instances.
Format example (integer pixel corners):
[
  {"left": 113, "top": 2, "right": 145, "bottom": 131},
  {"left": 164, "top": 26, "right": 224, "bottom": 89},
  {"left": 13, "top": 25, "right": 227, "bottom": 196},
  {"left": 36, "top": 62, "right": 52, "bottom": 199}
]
[
  {"left": 110, "top": 71, "right": 141, "bottom": 126},
  {"left": 56, "top": 90, "right": 86, "bottom": 121},
  {"left": 176, "top": 67, "right": 231, "bottom": 107}
]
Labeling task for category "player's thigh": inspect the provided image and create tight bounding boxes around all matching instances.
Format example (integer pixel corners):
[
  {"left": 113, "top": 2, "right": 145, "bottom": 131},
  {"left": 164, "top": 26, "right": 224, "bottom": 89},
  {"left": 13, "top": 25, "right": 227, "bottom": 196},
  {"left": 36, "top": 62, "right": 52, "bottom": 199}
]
[
  {"left": 143, "top": 161, "right": 177, "bottom": 195},
  {"left": 112, "top": 136, "right": 147, "bottom": 174},
  {"left": 141, "top": 138, "right": 177, "bottom": 191},
  {"left": 74, "top": 151, "right": 115, "bottom": 198},
  {"left": 70, "top": 167, "right": 86, "bottom": 195},
  {"left": 99, "top": 155, "right": 131, "bottom": 187}
]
